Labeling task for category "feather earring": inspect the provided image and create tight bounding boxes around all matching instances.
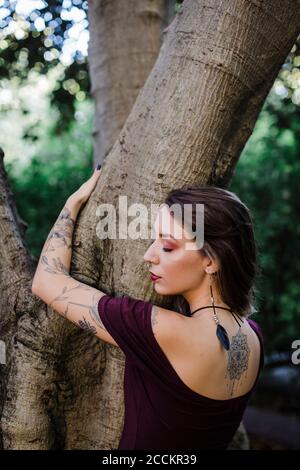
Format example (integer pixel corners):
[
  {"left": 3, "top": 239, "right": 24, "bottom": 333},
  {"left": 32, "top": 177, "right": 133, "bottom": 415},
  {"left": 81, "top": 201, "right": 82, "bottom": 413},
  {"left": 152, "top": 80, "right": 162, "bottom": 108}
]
[{"left": 209, "top": 275, "right": 231, "bottom": 351}]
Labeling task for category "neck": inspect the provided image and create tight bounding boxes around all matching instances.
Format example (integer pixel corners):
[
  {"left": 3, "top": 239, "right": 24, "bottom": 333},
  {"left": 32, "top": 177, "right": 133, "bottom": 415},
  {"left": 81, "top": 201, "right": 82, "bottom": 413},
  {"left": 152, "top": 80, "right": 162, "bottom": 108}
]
[
  {"left": 182, "top": 275, "right": 230, "bottom": 315},
  {"left": 183, "top": 285, "right": 230, "bottom": 316}
]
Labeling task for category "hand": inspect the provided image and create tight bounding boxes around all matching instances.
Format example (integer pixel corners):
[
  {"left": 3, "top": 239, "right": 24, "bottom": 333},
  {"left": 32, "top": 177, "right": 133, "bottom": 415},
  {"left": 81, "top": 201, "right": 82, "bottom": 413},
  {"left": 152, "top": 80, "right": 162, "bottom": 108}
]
[{"left": 68, "top": 165, "right": 102, "bottom": 207}]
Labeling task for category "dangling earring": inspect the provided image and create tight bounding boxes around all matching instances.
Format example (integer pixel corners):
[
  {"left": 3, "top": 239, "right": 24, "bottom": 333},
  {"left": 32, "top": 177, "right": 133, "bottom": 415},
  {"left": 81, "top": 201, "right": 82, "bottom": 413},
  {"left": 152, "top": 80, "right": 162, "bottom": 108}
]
[{"left": 209, "top": 273, "right": 231, "bottom": 351}]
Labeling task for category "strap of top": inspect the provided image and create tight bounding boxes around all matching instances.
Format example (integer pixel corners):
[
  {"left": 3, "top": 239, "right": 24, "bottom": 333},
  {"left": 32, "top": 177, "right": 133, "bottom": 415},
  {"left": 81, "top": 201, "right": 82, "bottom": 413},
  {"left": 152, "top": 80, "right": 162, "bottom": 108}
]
[{"left": 190, "top": 305, "right": 243, "bottom": 327}]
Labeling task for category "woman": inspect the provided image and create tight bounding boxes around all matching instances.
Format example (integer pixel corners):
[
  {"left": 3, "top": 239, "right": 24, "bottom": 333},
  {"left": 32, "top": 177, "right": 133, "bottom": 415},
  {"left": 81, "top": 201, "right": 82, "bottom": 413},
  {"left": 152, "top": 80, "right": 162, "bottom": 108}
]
[{"left": 32, "top": 166, "right": 264, "bottom": 450}]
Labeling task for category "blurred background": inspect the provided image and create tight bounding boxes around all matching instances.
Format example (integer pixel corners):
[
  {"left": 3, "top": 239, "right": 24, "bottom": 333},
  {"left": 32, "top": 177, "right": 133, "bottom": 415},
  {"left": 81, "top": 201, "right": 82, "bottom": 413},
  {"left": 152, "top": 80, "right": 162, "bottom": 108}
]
[{"left": 0, "top": 0, "right": 299, "bottom": 450}]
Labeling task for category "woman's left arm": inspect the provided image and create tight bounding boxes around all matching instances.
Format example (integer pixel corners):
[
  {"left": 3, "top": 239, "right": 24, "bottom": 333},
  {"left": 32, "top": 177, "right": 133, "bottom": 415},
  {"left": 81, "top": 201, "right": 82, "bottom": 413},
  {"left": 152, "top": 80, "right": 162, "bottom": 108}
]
[{"left": 31, "top": 166, "right": 119, "bottom": 346}]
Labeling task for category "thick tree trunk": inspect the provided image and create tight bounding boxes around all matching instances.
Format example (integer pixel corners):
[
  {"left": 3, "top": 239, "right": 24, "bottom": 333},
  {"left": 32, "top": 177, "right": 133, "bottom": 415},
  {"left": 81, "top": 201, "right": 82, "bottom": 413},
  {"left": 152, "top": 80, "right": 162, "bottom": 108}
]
[
  {"left": 81, "top": 0, "right": 300, "bottom": 449},
  {"left": 1, "top": 0, "right": 300, "bottom": 450},
  {"left": 0, "top": 0, "right": 169, "bottom": 450},
  {"left": 87, "top": 0, "right": 170, "bottom": 166}
]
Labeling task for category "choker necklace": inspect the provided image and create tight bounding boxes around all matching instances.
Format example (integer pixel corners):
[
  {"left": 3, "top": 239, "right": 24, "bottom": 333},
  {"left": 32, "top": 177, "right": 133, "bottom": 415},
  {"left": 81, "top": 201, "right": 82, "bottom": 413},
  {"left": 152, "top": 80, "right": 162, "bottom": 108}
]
[{"left": 190, "top": 285, "right": 244, "bottom": 351}]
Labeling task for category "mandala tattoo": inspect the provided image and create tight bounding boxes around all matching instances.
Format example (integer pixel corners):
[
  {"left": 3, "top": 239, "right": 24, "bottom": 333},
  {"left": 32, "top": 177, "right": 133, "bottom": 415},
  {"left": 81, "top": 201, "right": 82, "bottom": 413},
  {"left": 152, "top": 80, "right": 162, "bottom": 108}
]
[{"left": 226, "top": 328, "right": 250, "bottom": 396}]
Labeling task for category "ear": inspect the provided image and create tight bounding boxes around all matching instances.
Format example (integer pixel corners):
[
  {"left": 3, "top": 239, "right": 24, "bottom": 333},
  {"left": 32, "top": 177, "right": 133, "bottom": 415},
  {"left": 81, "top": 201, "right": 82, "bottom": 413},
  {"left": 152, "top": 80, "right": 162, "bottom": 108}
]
[{"left": 204, "top": 254, "right": 219, "bottom": 274}]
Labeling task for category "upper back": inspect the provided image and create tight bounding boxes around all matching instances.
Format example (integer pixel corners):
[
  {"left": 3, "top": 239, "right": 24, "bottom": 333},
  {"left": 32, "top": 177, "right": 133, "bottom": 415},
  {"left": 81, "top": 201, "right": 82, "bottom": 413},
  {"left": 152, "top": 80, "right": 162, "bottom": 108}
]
[{"left": 154, "top": 306, "right": 262, "bottom": 401}]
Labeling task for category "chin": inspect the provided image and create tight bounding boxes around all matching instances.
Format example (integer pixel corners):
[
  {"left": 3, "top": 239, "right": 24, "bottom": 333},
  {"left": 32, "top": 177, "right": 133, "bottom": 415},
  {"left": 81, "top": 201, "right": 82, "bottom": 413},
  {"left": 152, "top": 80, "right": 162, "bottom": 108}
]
[{"left": 154, "top": 283, "right": 177, "bottom": 296}]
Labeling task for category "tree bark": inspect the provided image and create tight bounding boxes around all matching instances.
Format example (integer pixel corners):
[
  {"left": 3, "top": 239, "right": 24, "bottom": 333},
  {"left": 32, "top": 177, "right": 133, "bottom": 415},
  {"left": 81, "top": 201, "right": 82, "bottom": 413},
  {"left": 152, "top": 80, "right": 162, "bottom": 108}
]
[
  {"left": 0, "top": 0, "right": 169, "bottom": 450},
  {"left": 81, "top": 0, "right": 300, "bottom": 449},
  {"left": 1, "top": 0, "right": 300, "bottom": 450},
  {"left": 87, "top": 0, "right": 170, "bottom": 166}
]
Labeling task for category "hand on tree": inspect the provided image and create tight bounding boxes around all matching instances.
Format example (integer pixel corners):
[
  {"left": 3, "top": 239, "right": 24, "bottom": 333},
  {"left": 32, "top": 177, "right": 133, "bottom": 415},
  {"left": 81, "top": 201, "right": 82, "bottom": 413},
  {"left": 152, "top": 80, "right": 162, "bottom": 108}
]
[{"left": 68, "top": 164, "right": 102, "bottom": 207}]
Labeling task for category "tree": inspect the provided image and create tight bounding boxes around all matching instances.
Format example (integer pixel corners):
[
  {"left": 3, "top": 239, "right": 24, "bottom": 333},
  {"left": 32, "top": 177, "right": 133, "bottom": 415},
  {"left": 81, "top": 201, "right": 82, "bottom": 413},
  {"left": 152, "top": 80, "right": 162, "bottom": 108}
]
[
  {"left": 0, "top": 0, "right": 91, "bottom": 133},
  {"left": 1, "top": 0, "right": 300, "bottom": 450}
]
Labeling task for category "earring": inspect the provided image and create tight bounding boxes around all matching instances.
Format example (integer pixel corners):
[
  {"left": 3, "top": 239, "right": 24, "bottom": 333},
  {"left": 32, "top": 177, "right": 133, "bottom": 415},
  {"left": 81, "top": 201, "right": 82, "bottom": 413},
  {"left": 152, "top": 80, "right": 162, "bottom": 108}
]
[{"left": 209, "top": 274, "right": 230, "bottom": 351}]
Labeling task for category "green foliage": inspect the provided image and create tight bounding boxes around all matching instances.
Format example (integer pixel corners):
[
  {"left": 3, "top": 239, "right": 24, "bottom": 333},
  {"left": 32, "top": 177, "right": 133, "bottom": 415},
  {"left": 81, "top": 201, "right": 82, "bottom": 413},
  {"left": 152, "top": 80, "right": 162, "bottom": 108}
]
[
  {"left": 175, "top": 1, "right": 184, "bottom": 14},
  {"left": 0, "top": 0, "right": 89, "bottom": 130},
  {"left": 6, "top": 99, "right": 94, "bottom": 260},
  {"left": 229, "top": 93, "right": 300, "bottom": 353}
]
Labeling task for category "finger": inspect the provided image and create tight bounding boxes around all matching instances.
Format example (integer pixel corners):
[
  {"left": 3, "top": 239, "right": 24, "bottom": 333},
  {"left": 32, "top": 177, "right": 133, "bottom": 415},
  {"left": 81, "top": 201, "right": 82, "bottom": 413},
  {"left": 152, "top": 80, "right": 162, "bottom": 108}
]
[{"left": 91, "top": 164, "right": 102, "bottom": 179}]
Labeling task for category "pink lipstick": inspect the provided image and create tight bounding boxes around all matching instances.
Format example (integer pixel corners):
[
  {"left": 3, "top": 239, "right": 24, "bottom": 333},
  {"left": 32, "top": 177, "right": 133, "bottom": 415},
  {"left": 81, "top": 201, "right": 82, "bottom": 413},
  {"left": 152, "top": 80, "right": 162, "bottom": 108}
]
[{"left": 150, "top": 272, "right": 161, "bottom": 281}]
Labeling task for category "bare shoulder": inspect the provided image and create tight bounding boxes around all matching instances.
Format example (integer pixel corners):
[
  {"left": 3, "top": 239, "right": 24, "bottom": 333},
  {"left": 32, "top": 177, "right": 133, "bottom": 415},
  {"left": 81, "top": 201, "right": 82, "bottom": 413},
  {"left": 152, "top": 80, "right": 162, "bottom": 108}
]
[{"left": 150, "top": 304, "right": 187, "bottom": 344}]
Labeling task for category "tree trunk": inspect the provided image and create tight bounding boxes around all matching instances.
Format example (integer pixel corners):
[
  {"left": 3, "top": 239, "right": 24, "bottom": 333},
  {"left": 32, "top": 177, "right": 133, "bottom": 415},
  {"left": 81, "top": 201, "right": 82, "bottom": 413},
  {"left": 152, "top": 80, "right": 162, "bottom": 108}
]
[
  {"left": 0, "top": 0, "right": 169, "bottom": 450},
  {"left": 87, "top": 0, "right": 170, "bottom": 166},
  {"left": 1, "top": 0, "right": 300, "bottom": 450},
  {"left": 81, "top": 0, "right": 300, "bottom": 449}
]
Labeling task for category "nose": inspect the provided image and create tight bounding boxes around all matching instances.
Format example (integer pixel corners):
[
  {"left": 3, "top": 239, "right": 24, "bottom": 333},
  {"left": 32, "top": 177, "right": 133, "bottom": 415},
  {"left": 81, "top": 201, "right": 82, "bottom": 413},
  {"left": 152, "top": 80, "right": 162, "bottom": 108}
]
[{"left": 143, "top": 240, "right": 159, "bottom": 264}]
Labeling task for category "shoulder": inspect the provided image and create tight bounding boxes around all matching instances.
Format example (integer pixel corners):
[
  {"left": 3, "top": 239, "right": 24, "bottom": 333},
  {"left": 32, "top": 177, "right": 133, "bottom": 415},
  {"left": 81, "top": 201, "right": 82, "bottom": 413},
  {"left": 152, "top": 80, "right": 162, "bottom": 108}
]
[{"left": 150, "top": 304, "right": 187, "bottom": 344}]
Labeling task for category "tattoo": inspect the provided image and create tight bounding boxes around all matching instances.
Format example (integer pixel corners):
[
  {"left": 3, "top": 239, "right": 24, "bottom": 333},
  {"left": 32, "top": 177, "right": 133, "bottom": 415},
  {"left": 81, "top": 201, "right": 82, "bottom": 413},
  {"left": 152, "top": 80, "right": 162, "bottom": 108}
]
[
  {"left": 151, "top": 306, "right": 159, "bottom": 328},
  {"left": 44, "top": 206, "right": 75, "bottom": 253},
  {"left": 41, "top": 255, "right": 69, "bottom": 275},
  {"left": 50, "top": 282, "right": 107, "bottom": 331},
  {"left": 225, "top": 328, "right": 250, "bottom": 396},
  {"left": 78, "top": 317, "right": 97, "bottom": 335}
]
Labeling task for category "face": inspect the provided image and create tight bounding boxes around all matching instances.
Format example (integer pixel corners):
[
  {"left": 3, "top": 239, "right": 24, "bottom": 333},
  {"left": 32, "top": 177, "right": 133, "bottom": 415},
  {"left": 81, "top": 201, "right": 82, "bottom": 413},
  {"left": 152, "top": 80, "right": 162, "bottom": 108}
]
[{"left": 143, "top": 205, "right": 209, "bottom": 297}]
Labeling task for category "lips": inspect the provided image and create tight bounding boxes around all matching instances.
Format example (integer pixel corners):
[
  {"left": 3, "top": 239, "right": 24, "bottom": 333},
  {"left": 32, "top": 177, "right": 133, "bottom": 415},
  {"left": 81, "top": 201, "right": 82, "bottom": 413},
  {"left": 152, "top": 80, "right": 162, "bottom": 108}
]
[{"left": 150, "top": 272, "right": 161, "bottom": 281}]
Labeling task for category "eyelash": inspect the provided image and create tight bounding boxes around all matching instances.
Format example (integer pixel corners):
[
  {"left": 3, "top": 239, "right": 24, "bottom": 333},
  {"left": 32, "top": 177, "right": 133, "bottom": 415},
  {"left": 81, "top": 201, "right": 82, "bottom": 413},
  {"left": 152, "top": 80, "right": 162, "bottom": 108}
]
[{"left": 162, "top": 248, "right": 173, "bottom": 252}]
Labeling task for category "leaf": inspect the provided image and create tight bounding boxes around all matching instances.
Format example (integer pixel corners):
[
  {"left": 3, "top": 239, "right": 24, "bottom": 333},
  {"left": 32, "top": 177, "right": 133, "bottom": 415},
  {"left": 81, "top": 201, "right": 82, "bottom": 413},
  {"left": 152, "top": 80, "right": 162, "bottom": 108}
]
[
  {"left": 216, "top": 324, "right": 230, "bottom": 351},
  {"left": 41, "top": 255, "right": 49, "bottom": 265}
]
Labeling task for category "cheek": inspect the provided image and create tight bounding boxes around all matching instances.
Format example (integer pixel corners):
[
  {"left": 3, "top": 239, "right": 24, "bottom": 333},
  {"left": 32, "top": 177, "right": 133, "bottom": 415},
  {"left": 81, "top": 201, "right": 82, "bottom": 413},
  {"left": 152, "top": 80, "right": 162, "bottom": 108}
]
[
  {"left": 164, "top": 254, "right": 191, "bottom": 284},
  {"left": 166, "top": 253, "right": 202, "bottom": 279}
]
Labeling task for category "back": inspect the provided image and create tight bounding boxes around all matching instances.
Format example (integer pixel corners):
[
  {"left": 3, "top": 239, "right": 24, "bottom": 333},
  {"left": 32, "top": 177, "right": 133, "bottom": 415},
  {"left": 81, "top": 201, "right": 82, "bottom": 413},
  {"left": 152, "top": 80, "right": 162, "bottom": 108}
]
[
  {"left": 98, "top": 294, "right": 264, "bottom": 450},
  {"left": 161, "top": 309, "right": 262, "bottom": 400}
]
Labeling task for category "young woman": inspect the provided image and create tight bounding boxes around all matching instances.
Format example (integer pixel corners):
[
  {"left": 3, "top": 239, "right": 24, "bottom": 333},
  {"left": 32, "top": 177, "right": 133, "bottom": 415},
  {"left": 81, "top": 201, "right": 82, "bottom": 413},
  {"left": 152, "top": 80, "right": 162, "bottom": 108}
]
[{"left": 32, "top": 166, "right": 264, "bottom": 450}]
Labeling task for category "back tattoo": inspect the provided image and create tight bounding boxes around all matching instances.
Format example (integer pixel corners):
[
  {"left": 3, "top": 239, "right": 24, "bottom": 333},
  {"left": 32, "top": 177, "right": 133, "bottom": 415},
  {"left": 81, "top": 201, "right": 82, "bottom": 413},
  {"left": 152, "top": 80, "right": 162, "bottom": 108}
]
[{"left": 225, "top": 328, "right": 250, "bottom": 396}]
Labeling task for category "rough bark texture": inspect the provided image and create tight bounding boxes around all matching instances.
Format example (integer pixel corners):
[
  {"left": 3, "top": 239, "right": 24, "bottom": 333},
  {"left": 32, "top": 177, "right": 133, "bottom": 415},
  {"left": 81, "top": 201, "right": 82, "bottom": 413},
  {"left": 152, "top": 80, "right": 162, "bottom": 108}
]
[
  {"left": 0, "top": 148, "right": 50, "bottom": 449},
  {"left": 83, "top": 0, "right": 300, "bottom": 449},
  {"left": 0, "top": 0, "right": 169, "bottom": 450},
  {"left": 87, "top": 0, "right": 170, "bottom": 166},
  {"left": 1, "top": 0, "right": 300, "bottom": 450}
]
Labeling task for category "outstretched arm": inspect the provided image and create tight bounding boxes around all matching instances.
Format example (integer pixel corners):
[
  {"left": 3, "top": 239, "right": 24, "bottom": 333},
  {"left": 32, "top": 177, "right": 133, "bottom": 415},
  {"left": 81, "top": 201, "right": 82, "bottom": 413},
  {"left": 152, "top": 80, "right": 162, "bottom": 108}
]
[{"left": 31, "top": 166, "right": 118, "bottom": 346}]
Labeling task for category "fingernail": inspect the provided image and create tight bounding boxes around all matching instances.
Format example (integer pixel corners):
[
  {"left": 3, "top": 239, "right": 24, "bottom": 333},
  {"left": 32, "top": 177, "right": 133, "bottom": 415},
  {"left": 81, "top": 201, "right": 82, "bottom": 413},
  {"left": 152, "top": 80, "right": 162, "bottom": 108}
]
[{"left": 96, "top": 163, "right": 101, "bottom": 170}]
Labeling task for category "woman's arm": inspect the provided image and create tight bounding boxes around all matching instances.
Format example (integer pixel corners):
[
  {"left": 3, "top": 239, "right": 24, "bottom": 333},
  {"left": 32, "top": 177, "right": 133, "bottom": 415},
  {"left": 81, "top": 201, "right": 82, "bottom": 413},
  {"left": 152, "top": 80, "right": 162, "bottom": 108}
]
[
  {"left": 31, "top": 196, "right": 80, "bottom": 289},
  {"left": 31, "top": 167, "right": 119, "bottom": 346}
]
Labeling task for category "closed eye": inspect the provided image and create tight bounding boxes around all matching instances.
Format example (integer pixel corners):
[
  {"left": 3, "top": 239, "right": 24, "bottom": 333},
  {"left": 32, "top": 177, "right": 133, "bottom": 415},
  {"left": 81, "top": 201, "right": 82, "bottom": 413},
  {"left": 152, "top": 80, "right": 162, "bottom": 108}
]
[{"left": 162, "top": 248, "right": 173, "bottom": 252}]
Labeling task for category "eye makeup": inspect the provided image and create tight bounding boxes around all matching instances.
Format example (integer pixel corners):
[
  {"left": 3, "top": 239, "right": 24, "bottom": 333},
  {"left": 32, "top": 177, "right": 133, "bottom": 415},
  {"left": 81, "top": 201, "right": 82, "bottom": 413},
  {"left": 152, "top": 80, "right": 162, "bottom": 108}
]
[{"left": 162, "top": 238, "right": 177, "bottom": 250}]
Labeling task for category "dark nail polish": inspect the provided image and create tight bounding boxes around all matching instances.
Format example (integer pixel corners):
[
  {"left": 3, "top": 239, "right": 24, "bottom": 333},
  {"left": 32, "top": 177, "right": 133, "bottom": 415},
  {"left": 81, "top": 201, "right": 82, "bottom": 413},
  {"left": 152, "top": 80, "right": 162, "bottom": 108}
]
[{"left": 96, "top": 163, "right": 101, "bottom": 170}]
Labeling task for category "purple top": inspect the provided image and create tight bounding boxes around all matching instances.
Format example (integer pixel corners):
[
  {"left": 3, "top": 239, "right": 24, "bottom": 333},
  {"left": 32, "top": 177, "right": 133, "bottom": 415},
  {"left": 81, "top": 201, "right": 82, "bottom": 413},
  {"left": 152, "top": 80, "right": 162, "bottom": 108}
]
[{"left": 98, "top": 294, "right": 264, "bottom": 450}]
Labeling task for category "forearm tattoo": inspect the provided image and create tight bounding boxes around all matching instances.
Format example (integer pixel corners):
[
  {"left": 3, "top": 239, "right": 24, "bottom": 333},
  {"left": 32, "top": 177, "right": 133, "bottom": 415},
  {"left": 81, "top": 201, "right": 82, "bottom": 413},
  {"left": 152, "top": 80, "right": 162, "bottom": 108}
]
[
  {"left": 44, "top": 206, "right": 75, "bottom": 253},
  {"left": 39, "top": 206, "right": 75, "bottom": 276},
  {"left": 40, "top": 206, "right": 107, "bottom": 337},
  {"left": 50, "top": 282, "right": 107, "bottom": 333}
]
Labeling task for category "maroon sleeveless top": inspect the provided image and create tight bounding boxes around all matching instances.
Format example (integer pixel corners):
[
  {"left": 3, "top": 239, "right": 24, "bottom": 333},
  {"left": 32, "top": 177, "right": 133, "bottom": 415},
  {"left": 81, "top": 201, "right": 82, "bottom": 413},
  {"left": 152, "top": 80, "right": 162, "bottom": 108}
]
[{"left": 97, "top": 294, "right": 264, "bottom": 450}]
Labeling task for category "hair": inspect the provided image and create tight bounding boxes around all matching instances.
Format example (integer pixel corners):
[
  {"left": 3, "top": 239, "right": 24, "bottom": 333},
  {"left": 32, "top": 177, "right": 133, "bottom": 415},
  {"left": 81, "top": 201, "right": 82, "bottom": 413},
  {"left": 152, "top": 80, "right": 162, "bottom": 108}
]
[{"left": 164, "top": 184, "right": 261, "bottom": 318}]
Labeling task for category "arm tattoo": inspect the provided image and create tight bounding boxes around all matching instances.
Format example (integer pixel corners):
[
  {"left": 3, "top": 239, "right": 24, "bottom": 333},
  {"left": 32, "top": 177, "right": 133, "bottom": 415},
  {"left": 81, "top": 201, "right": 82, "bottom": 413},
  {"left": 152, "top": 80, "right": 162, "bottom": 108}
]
[
  {"left": 151, "top": 306, "right": 159, "bottom": 328},
  {"left": 44, "top": 206, "right": 75, "bottom": 253},
  {"left": 50, "top": 282, "right": 107, "bottom": 332},
  {"left": 41, "top": 255, "right": 69, "bottom": 275},
  {"left": 78, "top": 318, "right": 97, "bottom": 335}
]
